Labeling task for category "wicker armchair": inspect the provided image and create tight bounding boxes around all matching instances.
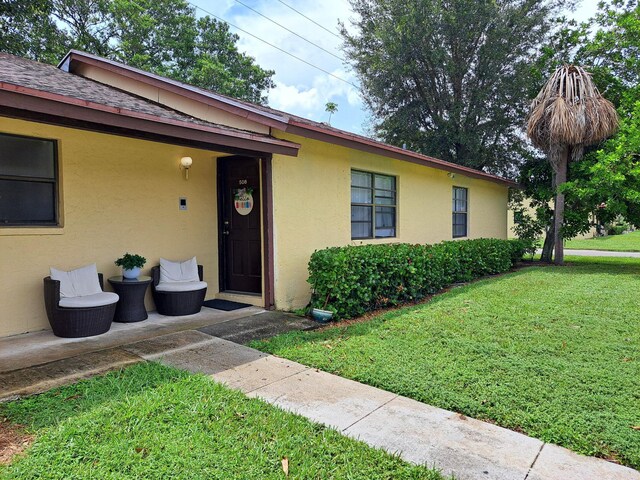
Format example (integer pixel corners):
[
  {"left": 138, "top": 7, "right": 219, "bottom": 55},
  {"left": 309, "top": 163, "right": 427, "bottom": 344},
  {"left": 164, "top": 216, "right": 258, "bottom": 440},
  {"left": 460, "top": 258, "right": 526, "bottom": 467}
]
[
  {"left": 151, "top": 264, "right": 207, "bottom": 316},
  {"left": 44, "top": 273, "right": 117, "bottom": 338}
]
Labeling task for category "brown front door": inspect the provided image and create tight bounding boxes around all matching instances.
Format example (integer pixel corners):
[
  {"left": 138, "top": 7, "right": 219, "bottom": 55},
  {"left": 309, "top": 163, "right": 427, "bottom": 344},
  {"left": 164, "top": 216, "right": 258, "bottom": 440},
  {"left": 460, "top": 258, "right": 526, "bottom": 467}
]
[{"left": 218, "top": 156, "right": 262, "bottom": 293}]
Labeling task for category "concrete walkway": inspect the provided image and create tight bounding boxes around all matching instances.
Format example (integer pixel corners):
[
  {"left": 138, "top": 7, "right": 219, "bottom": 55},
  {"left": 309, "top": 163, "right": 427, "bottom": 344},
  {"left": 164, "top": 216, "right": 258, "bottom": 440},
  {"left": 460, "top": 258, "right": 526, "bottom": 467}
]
[
  {"left": 564, "top": 249, "right": 640, "bottom": 257},
  {"left": 124, "top": 331, "right": 639, "bottom": 480},
  {"left": 538, "top": 248, "right": 640, "bottom": 258},
  {"left": 2, "top": 325, "right": 638, "bottom": 479}
]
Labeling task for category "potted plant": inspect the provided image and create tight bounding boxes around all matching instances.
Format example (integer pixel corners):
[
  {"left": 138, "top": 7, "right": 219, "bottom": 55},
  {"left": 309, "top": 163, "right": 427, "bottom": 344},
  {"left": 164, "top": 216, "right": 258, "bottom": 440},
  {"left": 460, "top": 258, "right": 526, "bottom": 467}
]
[
  {"left": 310, "top": 292, "right": 334, "bottom": 323},
  {"left": 115, "top": 253, "right": 146, "bottom": 279}
]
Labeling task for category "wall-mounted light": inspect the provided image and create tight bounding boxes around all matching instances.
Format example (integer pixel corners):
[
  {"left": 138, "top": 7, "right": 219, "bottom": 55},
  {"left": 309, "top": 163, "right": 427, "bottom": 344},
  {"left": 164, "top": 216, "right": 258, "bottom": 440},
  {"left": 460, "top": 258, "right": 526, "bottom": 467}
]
[
  {"left": 447, "top": 172, "right": 456, "bottom": 179},
  {"left": 180, "top": 156, "right": 193, "bottom": 180}
]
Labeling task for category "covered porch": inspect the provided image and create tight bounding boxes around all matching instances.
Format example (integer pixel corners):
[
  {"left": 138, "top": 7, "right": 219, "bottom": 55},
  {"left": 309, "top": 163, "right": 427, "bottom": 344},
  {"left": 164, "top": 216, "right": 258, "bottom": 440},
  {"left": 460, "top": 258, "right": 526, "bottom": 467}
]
[
  {"left": 0, "top": 52, "right": 300, "bottom": 338},
  {"left": 0, "top": 305, "right": 318, "bottom": 402}
]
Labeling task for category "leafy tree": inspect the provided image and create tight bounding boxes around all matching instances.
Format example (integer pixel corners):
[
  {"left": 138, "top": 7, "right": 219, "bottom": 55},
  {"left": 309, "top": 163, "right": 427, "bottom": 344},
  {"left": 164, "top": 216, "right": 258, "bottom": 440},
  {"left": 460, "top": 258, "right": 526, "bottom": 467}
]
[
  {"left": 576, "top": 0, "right": 640, "bottom": 107},
  {"left": 107, "top": 0, "right": 198, "bottom": 75},
  {"left": 527, "top": 65, "right": 618, "bottom": 264},
  {"left": 188, "top": 17, "right": 274, "bottom": 104},
  {"left": 513, "top": 1, "right": 640, "bottom": 261},
  {"left": 341, "top": 0, "right": 572, "bottom": 176},
  {"left": 0, "top": 0, "right": 66, "bottom": 63},
  {"left": 0, "top": 0, "right": 274, "bottom": 104},
  {"left": 566, "top": 100, "right": 640, "bottom": 229}
]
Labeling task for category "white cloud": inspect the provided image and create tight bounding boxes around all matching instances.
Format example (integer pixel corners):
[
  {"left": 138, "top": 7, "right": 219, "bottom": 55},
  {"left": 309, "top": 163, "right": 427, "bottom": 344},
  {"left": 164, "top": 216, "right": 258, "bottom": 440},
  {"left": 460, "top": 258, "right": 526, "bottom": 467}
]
[
  {"left": 195, "top": 0, "right": 367, "bottom": 133},
  {"left": 269, "top": 82, "right": 320, "bottom": 112}
]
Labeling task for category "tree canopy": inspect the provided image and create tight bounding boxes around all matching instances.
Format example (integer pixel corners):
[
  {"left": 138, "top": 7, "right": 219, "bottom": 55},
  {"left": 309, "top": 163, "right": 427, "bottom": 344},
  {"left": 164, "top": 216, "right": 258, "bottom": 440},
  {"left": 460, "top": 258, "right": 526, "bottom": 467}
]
[
  {"left": 514, "top": 0, "right": 640, "bottom": 257},
  {"left": 527, "top": 65, "right": 618, "bottom": 263},
  {"left": 0, "top": 0, "right": 274, "bottom": 104},
  {"left": 341, "top": 0, "right": 572, "bottom": 176}
]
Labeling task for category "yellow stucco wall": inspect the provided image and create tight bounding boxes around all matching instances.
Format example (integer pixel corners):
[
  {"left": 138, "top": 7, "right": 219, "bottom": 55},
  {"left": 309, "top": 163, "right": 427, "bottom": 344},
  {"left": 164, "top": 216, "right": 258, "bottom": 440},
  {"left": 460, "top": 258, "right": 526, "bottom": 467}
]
[
  {"left": 0, "top": 118, "right": 221, "bottom": 337},
  {"left": 270, "top": 131, "right": 509, "bottom": 311},
  {"left": 74, "top": 63, "right": 270, "bottom": 134},
  {"left": 0, "top": 116, "right": 509, "bottom": 336}
]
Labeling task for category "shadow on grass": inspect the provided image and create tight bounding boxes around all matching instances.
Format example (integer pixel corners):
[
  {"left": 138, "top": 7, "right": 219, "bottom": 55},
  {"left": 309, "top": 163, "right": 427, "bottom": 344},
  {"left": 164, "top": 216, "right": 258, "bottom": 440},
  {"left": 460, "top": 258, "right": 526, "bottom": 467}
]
[
  {"left": 0, "top": 363, "right": 188, "bottom": 431},
  {"left": 255, "top": 268, "right": 534, "bottom": 351},
  {"left": 254, "top": 257, "right": 640, "bottom": 352}
]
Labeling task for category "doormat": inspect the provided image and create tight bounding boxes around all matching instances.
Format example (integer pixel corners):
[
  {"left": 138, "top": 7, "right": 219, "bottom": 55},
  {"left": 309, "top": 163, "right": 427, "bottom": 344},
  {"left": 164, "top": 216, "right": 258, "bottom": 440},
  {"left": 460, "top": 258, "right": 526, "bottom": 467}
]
[{"left": 203, "top": 299, "right": 252, "bottom": 311}]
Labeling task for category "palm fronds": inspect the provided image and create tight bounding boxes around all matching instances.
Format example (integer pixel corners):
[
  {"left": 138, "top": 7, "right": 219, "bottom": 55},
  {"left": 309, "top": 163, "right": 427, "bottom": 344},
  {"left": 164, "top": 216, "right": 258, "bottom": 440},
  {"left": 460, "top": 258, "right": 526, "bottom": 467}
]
[{"left": 527, "top": 65, "right": 618, "bottom": 168}]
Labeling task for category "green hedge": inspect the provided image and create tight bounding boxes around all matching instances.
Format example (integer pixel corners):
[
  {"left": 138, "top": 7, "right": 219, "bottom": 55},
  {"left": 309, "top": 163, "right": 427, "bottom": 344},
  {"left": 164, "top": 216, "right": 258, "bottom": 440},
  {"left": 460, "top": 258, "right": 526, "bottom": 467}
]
[{"left": 308, "top": 238, "right": 526, "bottom": 319}]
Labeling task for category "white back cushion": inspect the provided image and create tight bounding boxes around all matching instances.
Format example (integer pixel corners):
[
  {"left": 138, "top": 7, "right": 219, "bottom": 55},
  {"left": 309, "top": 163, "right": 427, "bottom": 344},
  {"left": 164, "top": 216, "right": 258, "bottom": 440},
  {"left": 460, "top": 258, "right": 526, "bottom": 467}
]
[
  {"left": 159, "top": 257, "right": 199, "bottom": 283},
  {"left": 50, "top": 263, "right": 102, "bottom": 298}
]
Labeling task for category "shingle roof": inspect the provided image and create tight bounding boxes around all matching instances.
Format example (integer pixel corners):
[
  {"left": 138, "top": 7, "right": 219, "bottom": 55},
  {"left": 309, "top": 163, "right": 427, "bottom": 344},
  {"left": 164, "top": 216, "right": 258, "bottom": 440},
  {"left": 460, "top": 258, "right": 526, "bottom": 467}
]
[{"left": 0, "top": 52, "right": 260, "bottom": 135}]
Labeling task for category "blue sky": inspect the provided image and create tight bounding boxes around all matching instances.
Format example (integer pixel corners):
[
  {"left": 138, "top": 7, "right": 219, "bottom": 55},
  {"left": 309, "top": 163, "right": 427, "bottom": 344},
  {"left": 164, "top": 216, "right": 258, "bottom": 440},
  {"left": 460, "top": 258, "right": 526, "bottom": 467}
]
[{"left": 194, "top": 0, "right": 600, "bottom": 136}]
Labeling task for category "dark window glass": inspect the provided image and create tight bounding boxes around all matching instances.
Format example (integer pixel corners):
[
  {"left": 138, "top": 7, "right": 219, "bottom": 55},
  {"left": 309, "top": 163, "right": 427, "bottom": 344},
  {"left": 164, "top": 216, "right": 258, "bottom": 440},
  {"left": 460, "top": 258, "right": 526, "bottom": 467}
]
[
  {"left": 351, "top": 170, "right": 372, "bottom": 188},
  {"left": 351, "top": 205, "right": 373, "bottom": 239},
  {"left": 0, "top": 133, "right": 58, "bottom": 226},
  {"left": 351, "top": 186, "right": 372, "bottom": 204},
  {"left": 452, "top": 187, "right": 468, "bottom": 238},
  {"left": 513, "top": 210, "right": 524, "bottom": 224},
  {"left": 375, "top": 206, "right": 396, "bottom": 237},
  {"left": 351, "top": 171, "right": 396, "bottom": 239}
]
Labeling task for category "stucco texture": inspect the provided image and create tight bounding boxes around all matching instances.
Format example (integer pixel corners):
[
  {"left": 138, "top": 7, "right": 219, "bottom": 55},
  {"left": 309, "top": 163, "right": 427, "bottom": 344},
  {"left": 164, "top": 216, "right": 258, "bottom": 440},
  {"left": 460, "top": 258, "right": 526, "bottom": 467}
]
[
  {"left": 0, "top": 118, "right": 220, "bottom": 337},
  {"left": 270, "top": 131, "right": 509, "bottom": 311}
]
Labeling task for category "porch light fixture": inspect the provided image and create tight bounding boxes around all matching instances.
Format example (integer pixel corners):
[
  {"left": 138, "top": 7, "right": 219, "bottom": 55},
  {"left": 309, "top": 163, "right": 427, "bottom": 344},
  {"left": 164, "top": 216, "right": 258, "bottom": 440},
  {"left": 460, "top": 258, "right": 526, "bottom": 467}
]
[{"left": 180, "top": 156, "right": 193, "bottom": 180}]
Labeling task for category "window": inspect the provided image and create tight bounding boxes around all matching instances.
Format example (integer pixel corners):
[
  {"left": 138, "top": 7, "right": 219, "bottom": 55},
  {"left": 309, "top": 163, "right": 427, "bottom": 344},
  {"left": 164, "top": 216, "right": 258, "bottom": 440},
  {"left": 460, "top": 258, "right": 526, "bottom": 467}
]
[
  {"left": 452, "top": 186, "right": 468, "bottom": 238},
  {"left": 351, "top": 170, "right": 396, "bottom": 239},
  {"left": 513, "top": 209, "right": 525, "bottom": 224},
  {"left": 0, "top": 133, "right": 58, "bottom": 226}
]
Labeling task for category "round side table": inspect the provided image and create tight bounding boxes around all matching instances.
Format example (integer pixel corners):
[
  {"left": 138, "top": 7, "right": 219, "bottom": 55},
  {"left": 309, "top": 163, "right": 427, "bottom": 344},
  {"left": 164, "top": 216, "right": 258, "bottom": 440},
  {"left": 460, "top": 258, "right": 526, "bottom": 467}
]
[{"left": 108, "top": 276, "right": 152, "bottom": 323}]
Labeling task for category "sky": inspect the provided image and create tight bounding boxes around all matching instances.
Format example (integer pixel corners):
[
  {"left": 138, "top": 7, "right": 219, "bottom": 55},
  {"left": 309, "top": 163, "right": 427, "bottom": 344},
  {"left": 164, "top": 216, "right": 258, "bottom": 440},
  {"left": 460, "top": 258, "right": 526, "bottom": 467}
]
[{"left": 194, "top": 0, "right": 601, "bottom": 136}]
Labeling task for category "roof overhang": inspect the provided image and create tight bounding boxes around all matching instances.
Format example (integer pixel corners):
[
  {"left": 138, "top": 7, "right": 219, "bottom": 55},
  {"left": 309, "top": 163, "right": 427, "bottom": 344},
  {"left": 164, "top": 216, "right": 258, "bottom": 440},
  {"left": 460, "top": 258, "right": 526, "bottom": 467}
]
[
  {"left": 59, "top": 50, "right": 291, "bottom": 131},
  {"left": 286, "top": 120, "right": 518, "bottom": 187},
  {"left": 0, "top": 82, "right": 300, "bottom": 157},
  {"left": 58, "top": 50, "right": 516, "bottom": 187}
]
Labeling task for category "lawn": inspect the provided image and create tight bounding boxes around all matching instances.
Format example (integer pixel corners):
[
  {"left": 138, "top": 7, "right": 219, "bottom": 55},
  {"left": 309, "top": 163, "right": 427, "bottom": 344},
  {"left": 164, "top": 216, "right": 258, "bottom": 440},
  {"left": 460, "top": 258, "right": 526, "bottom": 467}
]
[
  {"left": 0, "top": 362, "right": 443, "bottom": 479},
  {"left": 565, "top": 230, "right": 640, "bottom": 251},
  {"left": 252, "top": 256, "right": 640, "bottom": 469}
]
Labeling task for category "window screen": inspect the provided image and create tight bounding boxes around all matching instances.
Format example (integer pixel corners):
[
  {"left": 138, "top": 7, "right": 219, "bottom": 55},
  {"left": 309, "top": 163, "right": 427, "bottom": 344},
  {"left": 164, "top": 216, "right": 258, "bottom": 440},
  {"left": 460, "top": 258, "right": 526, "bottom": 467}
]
[
  {"left": 351, "top": 170, "right": 396, "bottom": 239},
  {"left": 452, "top": 186, "right": 468, "bottom": 238},
  {"left": 0, "top": 133, "right": 58, "bottom": 226}
]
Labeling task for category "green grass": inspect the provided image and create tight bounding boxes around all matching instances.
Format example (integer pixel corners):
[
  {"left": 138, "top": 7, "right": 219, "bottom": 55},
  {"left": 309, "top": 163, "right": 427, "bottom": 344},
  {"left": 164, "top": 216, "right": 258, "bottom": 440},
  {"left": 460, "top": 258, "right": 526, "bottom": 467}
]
[
  {"left": 252, "top": 256, "right": 640, "bottom": 469},
  {"left": 565, "top": 231, "right": 640, "bottom": 251},
  {"left": 0, "top": 362, "right": 443, "bottom": 479}
]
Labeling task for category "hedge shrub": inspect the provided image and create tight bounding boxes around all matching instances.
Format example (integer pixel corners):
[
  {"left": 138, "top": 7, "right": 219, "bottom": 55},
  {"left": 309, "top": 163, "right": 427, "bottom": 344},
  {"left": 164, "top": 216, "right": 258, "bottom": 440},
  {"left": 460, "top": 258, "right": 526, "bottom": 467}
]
[{"left": 308, "top": 238, "right": 526, "bottom": 319}]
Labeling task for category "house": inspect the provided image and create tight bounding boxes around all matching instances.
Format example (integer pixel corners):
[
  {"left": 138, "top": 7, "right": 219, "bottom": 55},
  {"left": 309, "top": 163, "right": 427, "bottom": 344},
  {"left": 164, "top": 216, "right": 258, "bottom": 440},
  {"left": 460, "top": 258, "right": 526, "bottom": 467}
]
[
  {"left": 0, "top": 51, "right": 515, "bottom": 338},
  {"left": 507, "top": 200, "right": 598, "bottom": 240}
]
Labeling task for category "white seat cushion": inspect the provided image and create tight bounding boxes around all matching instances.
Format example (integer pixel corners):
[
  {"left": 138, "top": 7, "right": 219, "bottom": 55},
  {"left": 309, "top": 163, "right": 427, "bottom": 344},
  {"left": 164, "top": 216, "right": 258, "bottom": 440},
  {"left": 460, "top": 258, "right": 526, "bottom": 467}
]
[
  {"left": 59, "top": 292, "right": 119, "bottom": 308},
  {"left": 155, "top": 281, "right": 207, "bottom": 293},
  {"left": 50, "top": 263, "right": 102, "bottom": 298},
  {"left": 159, "top": 257, "right": 200, "bottom": 283}
]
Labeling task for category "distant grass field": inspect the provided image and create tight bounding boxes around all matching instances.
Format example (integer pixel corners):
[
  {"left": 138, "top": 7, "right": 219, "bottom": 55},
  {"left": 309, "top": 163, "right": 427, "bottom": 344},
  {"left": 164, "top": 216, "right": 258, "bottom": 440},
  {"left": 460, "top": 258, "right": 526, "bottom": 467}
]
[
  {"left": 0, "top": 363, "right": 443, "bottom": 479},
  {"left": 253, "top": 256, "right": 640, "bottom": 469},
  {"left": 565, "top": 231, "right": 640, "bottom": 251}
]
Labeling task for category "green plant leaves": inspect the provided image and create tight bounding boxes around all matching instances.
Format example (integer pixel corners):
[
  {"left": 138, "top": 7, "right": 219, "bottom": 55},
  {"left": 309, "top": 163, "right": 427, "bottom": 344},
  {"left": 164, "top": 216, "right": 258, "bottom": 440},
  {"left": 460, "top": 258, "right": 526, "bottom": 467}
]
[{"left": 308, "top": 239, "right": 526, "bottom": 319}]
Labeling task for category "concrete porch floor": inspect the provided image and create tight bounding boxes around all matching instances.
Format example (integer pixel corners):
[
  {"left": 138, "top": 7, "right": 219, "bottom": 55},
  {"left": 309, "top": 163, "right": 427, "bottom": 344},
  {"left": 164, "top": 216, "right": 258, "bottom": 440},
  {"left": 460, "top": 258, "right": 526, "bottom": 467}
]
[
  {"left": 0, "top": 306, "right": 264, "bottom": 373},
  {"left": 1, "top": 311, "right": 638, "bottom": 479}
]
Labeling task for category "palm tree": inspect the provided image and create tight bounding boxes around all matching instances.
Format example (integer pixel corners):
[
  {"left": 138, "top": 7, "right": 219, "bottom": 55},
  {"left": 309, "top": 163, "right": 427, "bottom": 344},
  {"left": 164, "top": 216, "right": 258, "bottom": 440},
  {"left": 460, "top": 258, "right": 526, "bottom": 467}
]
[
  {"left": 325, "top": 101, "right": 338, "bottom": 124},
  {"left": 527, "top": 65, "right": 618, "bottom": 264}
]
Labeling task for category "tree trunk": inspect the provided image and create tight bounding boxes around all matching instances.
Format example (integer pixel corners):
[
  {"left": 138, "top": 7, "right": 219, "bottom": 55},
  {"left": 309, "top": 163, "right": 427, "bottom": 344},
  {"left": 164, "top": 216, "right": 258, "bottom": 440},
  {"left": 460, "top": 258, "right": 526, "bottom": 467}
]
[
  {"left": 553, "top": 147, "right": 569, "bottom": 265},
  {"left": 541, "top": 222, "right": 555, "bottom": 262}
]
